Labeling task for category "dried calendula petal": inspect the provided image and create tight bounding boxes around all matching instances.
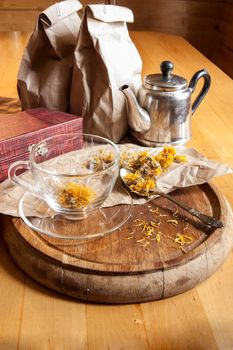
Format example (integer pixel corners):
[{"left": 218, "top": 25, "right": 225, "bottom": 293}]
[
  {"left": 174, "top": 155, "right": 188, "bottom": 163},
  {"left": 137, "top": 238, "right": 146, "bottom": 243},
  {"left": 167, "top": 219, "right": 179, "bottom": 226},
  {"left": 174, "top": 233, "right": 185, "bottom": 245},
  {"left": 174, "top": 233, "right": 193, "bottom": 245},
  {"left": 150, "top": 207, "right": 159, "bottom": 213},
  {"left": 136, "top": 220, "right": 144, "bottom": 228},
  {"left": 145, "top": 226, "right": 154, "bottom": 237},
  {"left": 151, "top": 233, "right": 161, "bottom": 243},
  {"left": 58, "top": 182, "right": 95, "bottom": 209},
  {"left": 182, "top": 234, "right": 194, "bottom": 243},
  {"left": 141, "top": 241, "right": 151, "bottom": 247},
  {"left": 150, "top": 220, "right": 161, "bottom": 228},
  {"left": 180, "top": 246, "right": 187, "bottom": 253}
]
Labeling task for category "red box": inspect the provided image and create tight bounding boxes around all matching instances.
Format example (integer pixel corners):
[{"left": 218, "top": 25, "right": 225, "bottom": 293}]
[{"left": 0, "top": 108, "right": 83, "bottom": 182}]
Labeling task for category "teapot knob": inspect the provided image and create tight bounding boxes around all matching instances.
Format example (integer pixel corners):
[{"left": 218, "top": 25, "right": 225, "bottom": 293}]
[{"left": 160, "top": 61, "right": 174, "bottom": 80}]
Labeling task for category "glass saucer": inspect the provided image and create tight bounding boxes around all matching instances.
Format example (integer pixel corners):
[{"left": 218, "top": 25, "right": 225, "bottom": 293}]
[{"left": 19, "top": 185, "right": 132, "bottom": 240}]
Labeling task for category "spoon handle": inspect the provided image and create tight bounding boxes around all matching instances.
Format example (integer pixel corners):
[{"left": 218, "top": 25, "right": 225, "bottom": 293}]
[{"left": 158, "top": 193, "right": 224, "bottom": 229}]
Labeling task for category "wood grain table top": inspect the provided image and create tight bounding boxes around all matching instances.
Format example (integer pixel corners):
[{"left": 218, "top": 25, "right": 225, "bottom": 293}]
[{"left": 0, "top": 31, "right": 233, "bottom": 350}]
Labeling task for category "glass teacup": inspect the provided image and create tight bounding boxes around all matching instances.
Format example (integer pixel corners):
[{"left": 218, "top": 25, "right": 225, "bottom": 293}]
[{"left": 8, "top": 133, "right": 119, "bottom": 219}]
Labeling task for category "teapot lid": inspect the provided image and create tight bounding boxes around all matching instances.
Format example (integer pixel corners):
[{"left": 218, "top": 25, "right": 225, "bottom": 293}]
[{"left": 144, "top": 61, "right": 187, "bottom": 91}]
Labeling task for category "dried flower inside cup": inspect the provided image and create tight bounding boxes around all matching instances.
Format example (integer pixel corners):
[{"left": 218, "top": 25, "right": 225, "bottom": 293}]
[{"left": 58, "top": 182, "right": 96, "bottom": 209}]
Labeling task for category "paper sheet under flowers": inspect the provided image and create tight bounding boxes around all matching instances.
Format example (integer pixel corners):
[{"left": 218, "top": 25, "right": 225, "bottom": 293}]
[{"left": 0, "top": 144, "right": 232, "bottom": 218}]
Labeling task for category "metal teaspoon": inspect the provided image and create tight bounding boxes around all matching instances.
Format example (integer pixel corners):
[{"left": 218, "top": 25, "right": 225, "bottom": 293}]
[{"left": 120, "top": 168, "right": 224, "bottom": 229}]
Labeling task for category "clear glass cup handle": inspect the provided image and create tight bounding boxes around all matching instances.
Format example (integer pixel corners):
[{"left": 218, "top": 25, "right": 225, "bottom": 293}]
[{"left": 8, "top": 161, "right": 43, "bottom": 199}]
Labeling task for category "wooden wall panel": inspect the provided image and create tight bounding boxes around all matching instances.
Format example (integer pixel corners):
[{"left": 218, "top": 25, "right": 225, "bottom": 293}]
[
  {"left": 0, "top": 1, "right": 54, "bottom": 31},
  {"left": 210, "top": 2, "right": 233, "bottom": 78},
  {"left": 0, "top": 1, "right": 55, "bottom": 10},
  {"left": 118, "top": 0, "right": 223, "bottom": 58},
  {"left": 0, "top": 0, "right": 106, "bottom": 9},
  {"left": 0, "top": 0, "right": 108, "bottom": 31},
  {"left": 119, "top": 0, "right": 222, "bottom": 32},
  {"left": 0, "top": 11, "right": 39, "bottom": 32},
  {"left": 117, "top": 0, "right": 233, "bottom": 78},
  {"left": 0, "top": 0, "right": 232, "bottom": 78}
]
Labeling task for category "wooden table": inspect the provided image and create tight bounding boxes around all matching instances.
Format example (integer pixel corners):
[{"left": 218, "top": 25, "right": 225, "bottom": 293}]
[{"left": 0, "top": 31, "right": 233, "bottom": 350}]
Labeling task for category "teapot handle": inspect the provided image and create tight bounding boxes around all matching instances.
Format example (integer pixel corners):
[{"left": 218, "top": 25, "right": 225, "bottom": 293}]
[{"left": 188, "top": 69, "right": 211, "bottom": 115}]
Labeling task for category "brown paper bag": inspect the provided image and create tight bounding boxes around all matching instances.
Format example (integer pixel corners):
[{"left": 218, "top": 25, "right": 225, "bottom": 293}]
[
  {"left": 70, "top": 4, "right": 142, "bottom": 143},
  {"left": 17, "top": 0, "right": 82, "bottom": 112}
]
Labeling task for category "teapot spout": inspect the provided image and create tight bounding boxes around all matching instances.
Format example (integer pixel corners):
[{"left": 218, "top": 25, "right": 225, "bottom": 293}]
[{"left": 120, "top": 85, "right": 151, "bottom": 134}]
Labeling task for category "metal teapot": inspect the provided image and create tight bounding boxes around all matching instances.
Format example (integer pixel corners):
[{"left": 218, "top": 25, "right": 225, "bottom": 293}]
[{"left": 120, "top": 61, "right": 211, "bottom": 146}]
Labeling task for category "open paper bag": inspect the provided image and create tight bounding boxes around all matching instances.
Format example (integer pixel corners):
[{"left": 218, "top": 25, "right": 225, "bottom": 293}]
[
  {"left": 70, "top": 4, "right": 142, "bottom": 142},
  {"left": 17, "top": 0, "right": 82, "bottom": 112}
]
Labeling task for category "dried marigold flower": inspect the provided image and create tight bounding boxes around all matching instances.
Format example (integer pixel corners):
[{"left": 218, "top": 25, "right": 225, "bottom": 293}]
[
  {"left": 124, "top": 175, "right": 156, "bottom": 197},
  {"left": 152, "top": 146, "right": 187, "bottom": 170},
  {"left": 86, "top": 150, "right": 114, "bottom": 171},
  {"left": 58, "top": 182, "right": 95, "bottom": 209},
  {"left": 154, "top": 147, "right": 176, "bottom": 169},
  {"left": 123, "top": 172, "right": 140, "bottom": 182}
]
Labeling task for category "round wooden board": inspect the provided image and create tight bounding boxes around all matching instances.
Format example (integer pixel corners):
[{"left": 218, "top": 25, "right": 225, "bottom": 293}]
[{"left": 3, "top": 183, "right": 233, "bottom": 303}]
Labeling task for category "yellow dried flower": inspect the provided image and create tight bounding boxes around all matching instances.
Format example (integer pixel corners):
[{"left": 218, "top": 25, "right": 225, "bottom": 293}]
[
  {"left": 154, "top": 146, "right": 176, "bottom": 169},
  {"left": 58, "top": 182, "right": 95, "bottom": 209},
  {"left": 123, "top": 172, "right": 140, "bottom": 182},
  {"left": 126, "top": 177, "right": 156, "bottom": 196},
  {"left": 86, "top": 150, "right": 114, "bottom": 171}
]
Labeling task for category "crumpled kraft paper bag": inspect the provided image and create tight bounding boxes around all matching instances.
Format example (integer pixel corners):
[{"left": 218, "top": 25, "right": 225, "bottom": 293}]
[
  {"left": 17, "top": 0, "right": 82, "bottom": 112},
  {"left": 70, "top": 4, "right": 142, "bottom": 143}
]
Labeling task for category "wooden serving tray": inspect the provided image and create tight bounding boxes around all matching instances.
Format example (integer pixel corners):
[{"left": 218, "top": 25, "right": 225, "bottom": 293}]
[{"left": 3, "top": 183, "right": 233, "bottom": 303}]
